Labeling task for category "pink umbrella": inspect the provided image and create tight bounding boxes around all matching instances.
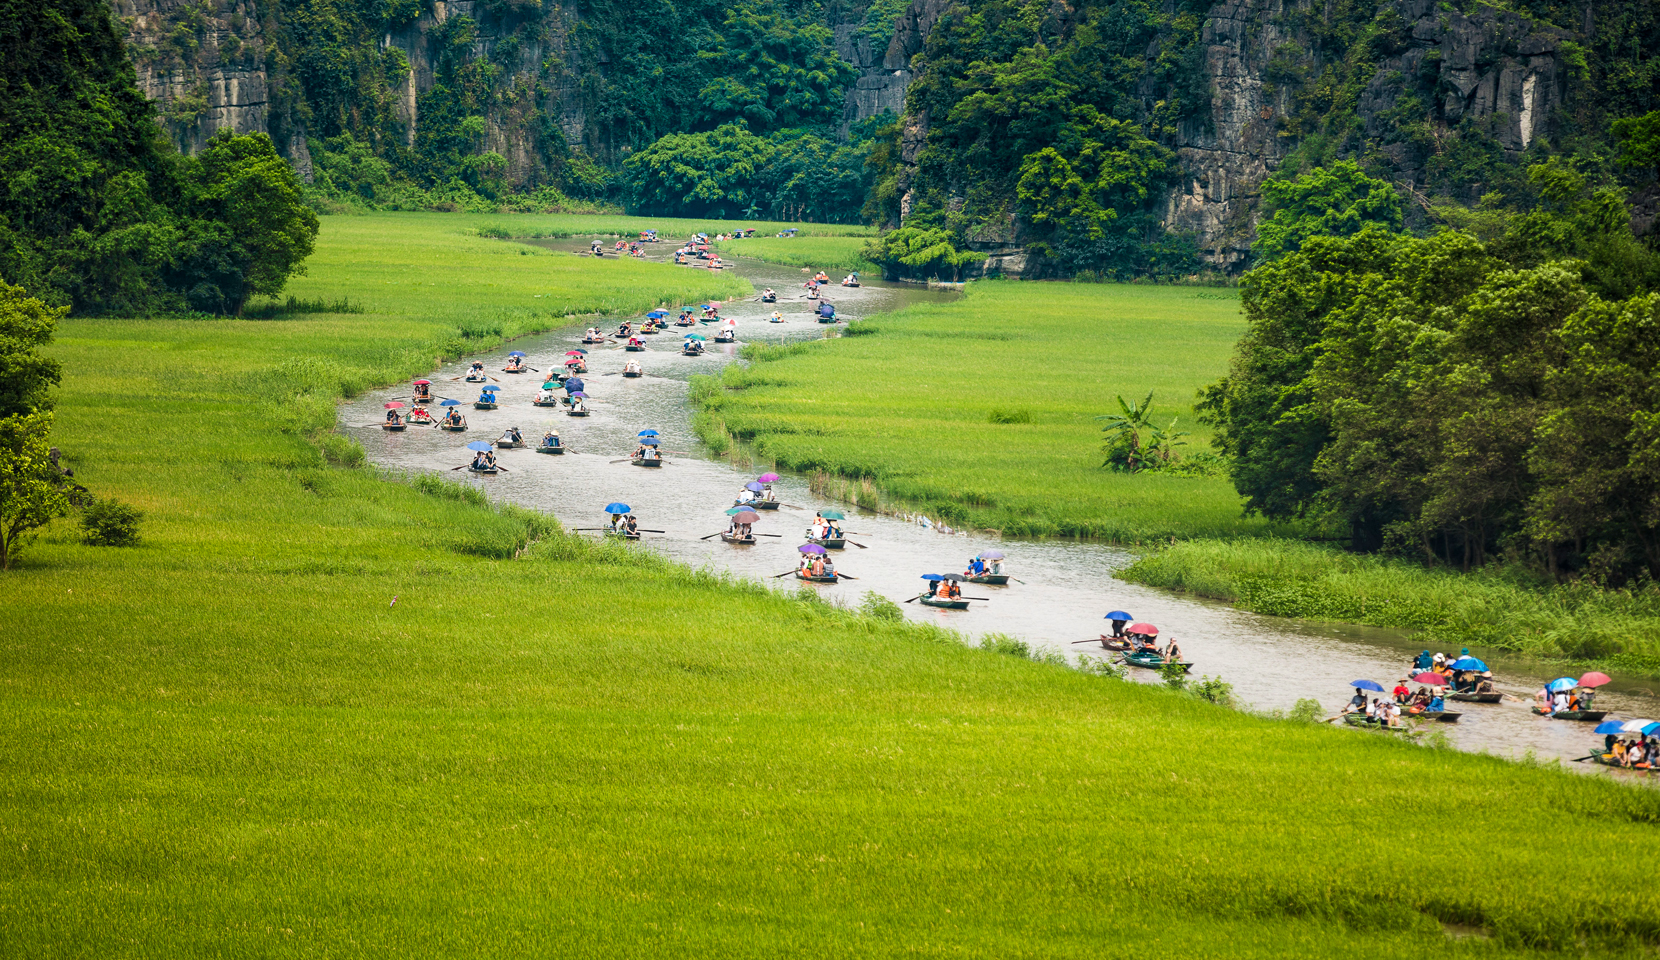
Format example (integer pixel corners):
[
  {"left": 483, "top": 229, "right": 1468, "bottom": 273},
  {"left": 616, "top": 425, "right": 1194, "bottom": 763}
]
[
  {"left": 384, "top": 401, "right": 405, "bottom": 409},
  {"left": 1578, "top": 672, "right": 1613, "bottom": 688},
  {"left": 412, "top": 379, "right": 431, "bottom": 385},
  {"left": 758, "top": 473, "right": 780, "bottom": 482},
  {"left": 1412, "top": 672, "right": 1447, "bottom": 686},
  {"left": 1127, "top": 622, "right": 1159, "bottom": 636}
]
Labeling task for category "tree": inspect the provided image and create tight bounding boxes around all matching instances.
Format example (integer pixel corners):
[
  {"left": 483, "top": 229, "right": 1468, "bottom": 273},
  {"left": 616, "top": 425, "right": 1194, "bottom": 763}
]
[
  {"left": 1253, "top": 161, "right": 1403, "bottom": 262},
  {"left": 0, "top": 281, "right": 65, "bottom": 418},
  {"left": 695, "top": 5, "right": 856, "bottom": 133},
  {"left": 0, "top": 412, "right": 68, "bottom": 570},
  {"left": 623, "top": 125, "right": 775, "bottom": 219},
  {"left": 862, "top": 228, "right": 986, "bottom": 281},
  {"left": 1612, "top": 110, "right": 1660, "bottom": 181},
  {"left": 1096, "top": 392, "right": 1187, "bottom": 472}
]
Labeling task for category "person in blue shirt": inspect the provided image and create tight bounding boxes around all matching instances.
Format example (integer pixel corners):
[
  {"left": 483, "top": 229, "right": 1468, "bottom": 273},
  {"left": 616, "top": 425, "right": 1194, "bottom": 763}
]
[
  {"left": 478, "top": 390, "right": 493, "bottom": 403},
  {"left": 1427, "top": 691, "right": 1445, "bottom": 712}
]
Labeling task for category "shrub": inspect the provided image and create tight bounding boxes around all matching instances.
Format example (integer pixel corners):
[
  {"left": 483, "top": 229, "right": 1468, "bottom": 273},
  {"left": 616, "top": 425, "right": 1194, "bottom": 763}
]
[
  {"left": 1289, "top": 698, "right": 1326, "bottom": 723},
  {"left": 978, "top": 633, "right": 1030, "bottom": 658},
  {"left": 320, "top": 434, "right": 366, "bottom": 468},
  {"left": 987, "top": 408, "right": 1032, "bottom": 424},
  {"left": 80, "top": 496, "right": 142, "bottom": 546},
  {"left": 860, "top": 591, "right": 904, "bottom": 621},
  {"left": 1160, "top": 659, "right": 1188, "bottom": 690},
  {"left": 478, "top": 224, "right": 512, "bottom": 239},
  {"left": 1190, "top": 674, "right": 1234, "bottom": 706}
]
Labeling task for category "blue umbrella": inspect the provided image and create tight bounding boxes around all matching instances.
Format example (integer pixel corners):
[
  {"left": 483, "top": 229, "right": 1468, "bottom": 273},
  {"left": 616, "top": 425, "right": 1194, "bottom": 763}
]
[
  {"left": 564, "top": 377, "right": 585, "bottom": 392},
  {"left": 920, "top": 574, "right": 945, "bottom": 581},
  {"left": 508, "top": 351, "right": 526, "bottom": 357},
  {"left": 638, "top": 429, "right": 660, "bottom": 437},
  {"left": 479, "top": 384, "right": 499, "bottom": 392},
  {"left": 745, "top": 481, "right": 763, "bottom": 492},
  {"left": 466, "top": 440, "right": 493, "bottom": 451},
  {"left": 1450, "top": 656, "right": 1487, "bottom": 671},
  {"left": 440, "top": 398, "right": 461, "bottom": 406},
  {"left": 604, "top": 503, "right": 631, "bottom": 514},
  {"left": 639, "top": 437, "right": 659, "bottom": 446},
  {"left": 647, "top": 310, "right": 668, "bottom": 318},
  {"left": 1594, "top": 721, "right": 1627, "bottom": 734},
  {"left": 1104, "top": 610, "right": 1132, "bottom": 620},
  {"left": 1547, "top": 677, "right": 1578, "bottom": 692},
  {"left": 1350, "top": 679, "right": 1385, "bottom": 692}
]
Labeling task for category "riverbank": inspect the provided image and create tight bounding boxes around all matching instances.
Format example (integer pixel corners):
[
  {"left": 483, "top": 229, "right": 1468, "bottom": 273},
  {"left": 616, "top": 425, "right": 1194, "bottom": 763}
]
[
  {"left": 4, "top": 212, "right": 1658, "bottom": 956},
  {"left": 1123, "top": 539, "right": 1660, "bottom": 675},
  {"left": 691, "top": 279, "right": 1293, "bottom": 539}
]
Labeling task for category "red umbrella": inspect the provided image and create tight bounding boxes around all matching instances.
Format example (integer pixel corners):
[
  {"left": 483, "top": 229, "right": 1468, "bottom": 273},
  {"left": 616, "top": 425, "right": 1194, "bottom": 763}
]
[
  {"left": 1128, "top": 622, "right": 1159, "bottom": 636},
  {"left": 565, "top": 351, "right": 584, "bottom": 356},
  {"left": 384, "top": 401, "right": 404, "bottom": 409},
  {"left": 412, "top": 379, "right": 431, "bottom": 385},
  {"left": 1578, "top": 671, "right": 1613, "bottom": 688},
  {"left": 1412, "top": 672, "right": 1447, "bottom": 685}
]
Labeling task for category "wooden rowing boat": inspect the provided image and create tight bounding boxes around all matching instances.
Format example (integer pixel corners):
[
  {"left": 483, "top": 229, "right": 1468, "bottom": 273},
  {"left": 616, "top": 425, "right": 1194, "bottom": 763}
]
[
  {"left": 841, "top": 281, "right": 860, "bottom": 287},
  {"left": 1406, "top": 709, "right": 1462, "bottom": 722},
  {"left": 625, "top": 344, "right": 645, "bottom": 352},
  {"left": 566, "top": 409, "right": 590, "bottom": 417},
  {"left": 1120, "top": 649, "right": 1193, "bottom": 672},
  {"left": 1587, "top": 754, "right": 1656, "bottom": 772},
  {"left": 817, "top": 317, "right": 836, "bottom": 324},
  {"left": 606, "top": 530, "right": 642, "bottom": 541},
  {"left": 1342, "top": 714, "right": 1405, "bottom": 731},
  {"left": 465, "top": 374, "right": 488, "bottom": 382},
  {"left": 681, "top": 348, "right": 703, "bottom": 356},
  {"left": 382, "top": 422, "right": 406, "bottom": 431},
  {"left": 413, "top": 396, "right": 433, "bottom": 404},
  {"left": 1532, "top": 706, "right": 1607, "bottom": 721},
  {"left": 440, "top": 422, "right": 467, "bottom": 431},
  {"left": 918, "top": 595, "right": 969, "bottom": 609},
  {"left": 536, "top": 445, "right": 564, "bottom": 454},
  {"left": 468, "top": 464, "right": 498, "bottom": 475},
  {"left": 582, "top": 337, "right": 606, "bottom": 344},
  {"left": 806, "top": 537, "right": 846, "bottom": 550},
  {"left": 495, "top": 437, "right": 524, "bottom": 448},
  {"left": 532, "top": 399, "right": 562, "bottom": 407},
  {"left": 1449, "top": 691, "right": 1503, "bottom": 703},
  {"left": 967, "top": 573, "right": 1009, "bottom": 585},
  {"left": 795, "top": 571, "right": 838, "bottom": 583},
  {"left": 502, "top": 368, "right": 525, "bottom": 374},
  {"left": 623, "top": 371, "right": 643, "bottom": 378},
  {"left": 713, "top": 332, "right": 736, "bottom": 342},
  {"left": 473, "top": 400, "right": 497, "bottom": 409},
  {"left": 720, "top": 533, "right": 756, "bottom": 545},
  {"left": 631, "top": 457, "right": 662, "bottom": 467},
  {"left": 751, "top": 501, "right": 780, "bottom": 510}
]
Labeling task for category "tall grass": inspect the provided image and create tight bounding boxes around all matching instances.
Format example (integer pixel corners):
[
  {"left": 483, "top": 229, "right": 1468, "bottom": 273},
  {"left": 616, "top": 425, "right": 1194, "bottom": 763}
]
[
  {"left": 2, "top": 213, "right": 1657, "bottom": 956},
  {"left": 714, "top": 235, "right": 878, "bottom": 273},
  {"left": 693, "top": 279, "right": 1289, "bottom": 539},
  {"left": 1123, "top": 538, "right": 1660, "bottom": 672}
]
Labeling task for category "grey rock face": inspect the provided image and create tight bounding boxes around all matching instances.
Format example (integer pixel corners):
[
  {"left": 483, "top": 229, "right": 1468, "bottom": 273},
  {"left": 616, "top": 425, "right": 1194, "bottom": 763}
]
[{"left": 118, "top": 0, "right": 269, "bottom": 156}]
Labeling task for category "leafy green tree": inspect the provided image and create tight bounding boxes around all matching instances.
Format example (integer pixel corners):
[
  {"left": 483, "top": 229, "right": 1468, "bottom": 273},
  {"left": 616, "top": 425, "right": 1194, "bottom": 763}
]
[
  {"left": 0, "top": 412, "right": 68, "bottom": 570},
  {"left": 1096, "top": 392, "right": 1187, "bottom": 472},
  {"left": 696, "top": 4, "right": 856, "bottom": 132},
  {"left": 862, "top": 228, "right": 985, "bottom": 281},
  {"left": 1253, "top": 161, "right": 1403, "bottom": 262},
  {"left": 623, "top": 125, "right": 774, "bottom": 218},
  {"left": 0, "top": 281, "right": 65, "bottom": 418},
  {"left": 1612, "top": 110, "right": 1660, "bottom": 180}
]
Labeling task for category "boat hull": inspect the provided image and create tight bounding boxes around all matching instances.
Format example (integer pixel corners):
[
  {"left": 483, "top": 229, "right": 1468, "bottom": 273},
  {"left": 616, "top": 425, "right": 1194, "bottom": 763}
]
[
  {"left": 441, "top": 424, "right": 467, "bottom": 432},
  {"left": 1449, "top": 692, "right": 1503, "bottom": 703},
  {"left": 625, "top": 345, "right": 645, "bottom": 352},
  {"left": 1406, "top": 709, "right": 1462, "bottom": 722},
  {"left": 1532, "top": 707, "right": 1607, "bottom": 721},
  {"left": 567, "top": 410, "right": 590, "bottom": 417},
  {"left": 495, "top": 439, "right": 523, "bottom": 448},
  {"left": 465, "top": 376, "right": 488, "bottom": 382},
  {"left": 631, "top": 458, "right": 662, "bottom": 467},
  {"left": 474, "top": 401, "right": 497, "bottom": 409},
  {"left": 536, "top": 446, "right": 564, "bottom": 454},
  {"left": 795, "top": 572, "right": 838, "bottom": 583},
  {"left": 606, "top": 531, "right": 642, "bottom": 541},
  {"left": 502, "top": 369, "right": 525, "bottom": 374},
  {"left": 382, "top": 423, "right": 406, "bottom": 431},
  {"left": 919, "top": 595, "right": 969, "bottom": 610},
  {"left": 532, "top": 400, "right": 562, "bottom": 407},
  {"left": 806, "top": 537, "right": 846, "bottom": 550},
  {"left": 752, "top": 501, "right": 780, "bottom": 510},
  {"left": 623, "top": 372, "right": 643, "bottom": 378},
  {"left": 413, "top": 396, "right": 433, "bottom": 404},
  {"left": 714, "top": 335, "right": 736, "bottom": 343},
  {"left": 967, "top": 574, "right": 1009, "bottom": 585},
  {"left": 1121, "top": 651, "right": 1193, "bottom": 672},
  {"left": 468, "top": 466, "right": 498, "bottom": 475},
  {"left": 720, "top": 534, "right": 756, "bottom": 545}
]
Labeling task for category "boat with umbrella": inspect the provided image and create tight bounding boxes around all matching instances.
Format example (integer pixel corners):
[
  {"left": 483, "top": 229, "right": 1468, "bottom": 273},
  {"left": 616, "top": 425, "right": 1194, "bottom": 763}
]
[
  {"left": 465, "top": 440, "right": 498, "bottom": 474},
  {"left": 412, "top": 379, "right": 434, "bottom": 403},
  {"left": 533, "top": 381, "right": 563, "bottom": 407},
  {"left": 1533, "top": 674, "right": 1608, "bottom": 720},
  {"left": 1401, "top": 672, "right": 1462, "bottom": 721},
  {"left": 642, "top": 310, "right": 669, "bottom": 332},
  {"left": 722, "top": 508, "right": 759, "bottom": 544},
  {"left": 438, "top": 399, "right": 467, "bottom": 431},
  {"left": 1341, "top": 680, "right": 1401, "bottom": 729},
  {"left": 1587, "top": 719, "right": 1660, "bottom": 771},
  {"left": 605, "top": 502, "right": 639, "bottom": 539},
  {"left": 381, "top": 401, "right": 407, "bottom": 431},
  {"left": 806, "top": 509, "right": 847, "bottom": 549},
  {"left": 502, "top": 350, "right": 529, "bottom": 373},
  {"left": 632, "top": 435, "right": 663, "bottom": 466},
  {"left": 1118, "top": 622, "right": 1193, "bottom": 671},
  {"left": 916, "top": 573, "right": 969, "bottom": 609},
  {"left": 474, "top": 385, "right": 499, "bottom": 410},
  {"left": 753, "top": 472, "right": 781, "bottom": 508},
  {"left": 794, "top": 543, "right": 838, "bottom": 582},
  {"left": 536, "top": 429, "right": 564, "bottom": 454},
  {"left": 682, "top": 334, "right": 707, "bottom": 356},
  {"left": 967, "top": 549, "right": 1009, "bottom": 585},
  {"left": 562, "top": 350, "right": 588, "bottom": 373},
  {"left": 566, "top": 391, "right": 591, "bottom": 416}
]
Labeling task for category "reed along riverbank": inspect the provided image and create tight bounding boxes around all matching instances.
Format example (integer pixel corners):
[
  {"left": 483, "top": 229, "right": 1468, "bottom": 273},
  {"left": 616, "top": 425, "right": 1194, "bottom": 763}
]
[{"left": 3, "top": 213, "right": 1658, "bottom": 956}]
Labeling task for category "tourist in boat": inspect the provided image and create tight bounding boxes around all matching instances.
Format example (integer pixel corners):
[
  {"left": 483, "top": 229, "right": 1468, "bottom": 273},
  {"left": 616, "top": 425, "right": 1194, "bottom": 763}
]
[
  {"left": 615, "top": 320, "right": 633, "bottom": 338},
  {"left": 505, "top": 356, "right": 523, "bottom": 372},
  {"left": 762, "top": 288, "right": 776, "bottom": 301},
  {"left": 1475, "top": 672, "right": 1495, "bottom": 693},
  {"left": 477, "top": 388, "right": 494, "bottom": 403},
  {"left": 814, "top": 271, "right": 829, "bottom": 284},
  {"left": 623, "top": 515, "right": 640, "bottom": 537},
  {"left": 1344, "top": 689, "right": 1368, "bottom": 715},
  {"left": 591, "top": 239, "right": 603, "bottom": 256},
  {"left": 1392, "top": 680, "right": 1411, "bottom": 704},
  {"left": 505, "top": 426, "right": 523, "bottom": 445},
  {"left": 444, "top": 409, "right": 464, "bottom": 427},
  {"left": 413, "top": 382, "right": 431, "bottom": 401},
  {"left": 624, "top": 359, "right": 643, "bottom": 376},
  {"left": 569, "top": 395, "right": 587, "bottom": 414},
  {"left": 468, "top": 361, "right": 486, "bottom": 378},
  {"left": 471, "top": 451, "right": 488, "bottom": 470},
  {"left": 385, "top": 408, "right": 402, "bottom": 425},
  {"left": 536, "top": 384, "right": 555, "bottom": 402},
  {"left": 770, "top": 311, "right": 784, "bottom": 323},
  {"left": 1412, "top": 650, "right": 1434, "bottom": 672},
  {"left": 542, "top": 430, "right": 560, "bottom": 449},
  {"left": 737, "top": 485, "right": 757, "bottom": 504},
  {"left": 1162, "top": 639, "right": 1183, "bottom": 663}
]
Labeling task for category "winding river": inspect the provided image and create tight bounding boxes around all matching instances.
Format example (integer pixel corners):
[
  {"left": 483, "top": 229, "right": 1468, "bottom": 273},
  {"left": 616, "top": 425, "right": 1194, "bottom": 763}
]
[{"left": 340, "top": 240, "right": 1660, "bottom": 778}]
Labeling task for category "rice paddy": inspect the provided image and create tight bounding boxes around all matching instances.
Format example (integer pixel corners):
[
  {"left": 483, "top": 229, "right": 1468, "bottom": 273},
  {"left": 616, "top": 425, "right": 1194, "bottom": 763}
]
[
  {"left": 713, "top": 235, "right": 878, "bottom": 273},
  {"left": 694, "top": 279, "right": 1291, "bottom": 539},
  {"left": 3, "top": 213, "right": 1657, "bottom": 956}
]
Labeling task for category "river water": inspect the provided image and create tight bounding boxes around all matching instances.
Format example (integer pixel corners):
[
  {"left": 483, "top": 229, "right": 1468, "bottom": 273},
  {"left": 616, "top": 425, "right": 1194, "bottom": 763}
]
[{"left": 340, "top": 240, "right": 1659, "bottom": 778}]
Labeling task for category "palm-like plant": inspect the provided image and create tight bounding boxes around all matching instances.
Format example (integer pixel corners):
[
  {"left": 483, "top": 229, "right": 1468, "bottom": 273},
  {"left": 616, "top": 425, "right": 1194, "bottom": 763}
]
[{"left": 1096, "top": 392, "right": 1188, "bottom": 472}]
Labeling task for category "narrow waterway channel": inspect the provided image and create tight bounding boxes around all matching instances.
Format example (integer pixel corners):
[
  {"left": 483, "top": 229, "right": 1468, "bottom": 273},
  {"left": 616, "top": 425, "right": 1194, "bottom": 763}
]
[{"left": 341, "top": 239, "right": 1660, "bottom": 778}]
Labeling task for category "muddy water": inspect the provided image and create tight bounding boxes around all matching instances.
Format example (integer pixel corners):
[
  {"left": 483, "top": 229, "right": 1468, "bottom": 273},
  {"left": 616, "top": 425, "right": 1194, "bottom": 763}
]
[{"left": 341, "top": 240, "right": 1660, "bottom": 778}]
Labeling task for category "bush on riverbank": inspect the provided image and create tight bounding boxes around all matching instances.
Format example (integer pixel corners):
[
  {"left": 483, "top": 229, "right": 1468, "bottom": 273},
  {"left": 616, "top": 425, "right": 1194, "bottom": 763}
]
[{"left": 1121, "top": 538, "right": 1660, "bottom": 673}]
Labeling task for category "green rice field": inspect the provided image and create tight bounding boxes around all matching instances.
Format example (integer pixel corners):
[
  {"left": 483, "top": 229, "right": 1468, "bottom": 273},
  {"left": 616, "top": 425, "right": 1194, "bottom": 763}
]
[
  {"left": 464, "top": 211, "right": 876, "bottom": 240},
  {"left": 3, "top": 213, "right": 1657, "bottom": 956},
  {"left": 694, "top": 279, "right": 1289, "bottom": 539},
  {"left": 714, "top": 235, "right": 878, "bottom": 273}
]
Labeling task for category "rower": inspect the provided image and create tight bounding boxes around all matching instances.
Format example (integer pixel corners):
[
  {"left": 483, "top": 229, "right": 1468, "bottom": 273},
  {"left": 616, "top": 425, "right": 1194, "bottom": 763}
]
[
  {"left": 478, "top": 389, "right": 494, "bottom": 403},
  {"left": 445, "top": 409, "right": 464, "bottom": 426},
  {"left": 508, "top": 426, "right": 523, "bottom": 444},
  {"left": 469, "top": 361, "right": 486, "bottom": 376},
  {"left": 386, "top": 409, "right": 401, "bottom": 424},
  {"left": 624, "top": 359, "right": 642, "bottom": 375},
  {"left": 761, "top": 483, "right": 776, "bottom": 502},
  {"left": 569, "top": 396, "right": 586, "bottom": 414},
  {"left": 542, "top": 430, "right": 560, "bottom": 448},
  {"left": 591, "top": 239, "right": 603, "bottom": 256},
  {"left": 615, "top": 321, "right": 633, "bottom": 338}
]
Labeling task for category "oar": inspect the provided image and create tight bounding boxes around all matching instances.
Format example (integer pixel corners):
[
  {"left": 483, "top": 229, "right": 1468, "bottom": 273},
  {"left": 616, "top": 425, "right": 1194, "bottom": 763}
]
[
  {"left": 636, "top": 529, "right": 666, "bottom": 533},
  {"left": 1569, "top": 755, "right": 1598, "bottom": 763},
  {"left": 771, "top": 570, "right": 798, "bottom": 578},
  {"left": 962, "top": 596, "right": 991, "bottom": 601},
  {"left": 699, "top": 532, "right": 725, "bottom": 540},
  {"left": 1011, "top": 577, "right": 1028, "bottom": 584},
  {"left": 756, "top": 533, "right": 782, "bottom": 537},
  {"left": 845, "top": 540, "right": 869, "bottom": 549},
  {"left": 833, "top": 572, "right": 859, "bottom": 580},
  {"left": 608, "top": 459, "right": 631, "bottom": 464},
  {"left": 903, "top": 594, "right": 923, "bottom": 603}
]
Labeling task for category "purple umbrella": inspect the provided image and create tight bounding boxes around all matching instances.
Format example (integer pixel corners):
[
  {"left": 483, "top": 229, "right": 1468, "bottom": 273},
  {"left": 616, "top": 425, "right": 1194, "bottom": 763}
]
[{"left": 799, "top": 543, "right": 827, "bottom": 555}]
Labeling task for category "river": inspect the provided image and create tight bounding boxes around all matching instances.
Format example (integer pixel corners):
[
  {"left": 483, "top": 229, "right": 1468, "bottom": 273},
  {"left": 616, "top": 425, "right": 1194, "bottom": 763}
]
[{"left": 340, "top": 239, "right": 1660, "bottom": 779}]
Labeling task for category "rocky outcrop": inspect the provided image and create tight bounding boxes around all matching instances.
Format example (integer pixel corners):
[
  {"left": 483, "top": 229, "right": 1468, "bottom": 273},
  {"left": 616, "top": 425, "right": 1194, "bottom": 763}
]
[{"left": 117, "top": 0, "right": 271, "bottom": 158}]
